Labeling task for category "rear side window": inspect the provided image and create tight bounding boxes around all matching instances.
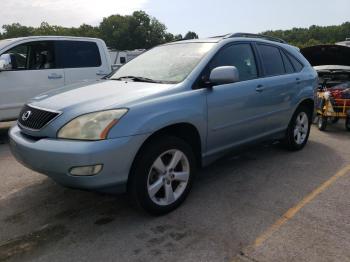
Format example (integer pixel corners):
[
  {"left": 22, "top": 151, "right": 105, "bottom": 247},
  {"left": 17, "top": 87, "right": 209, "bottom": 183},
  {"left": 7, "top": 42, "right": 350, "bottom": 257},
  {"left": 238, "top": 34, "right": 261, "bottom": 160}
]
[
  {"left": 209, "top": 43, "right": 258, "bottom": 81},
  {"left": 257, "top": 44, "right": 285, "bottom": 76},
  {"left": 287, "top": 53, "right": 304, "bottom": 72},
  {"left": 281, "top": 51, "right": 295, "bottom": 74},
  {"left": 56, "top": 41, "right": 101, "bottom": 68}
]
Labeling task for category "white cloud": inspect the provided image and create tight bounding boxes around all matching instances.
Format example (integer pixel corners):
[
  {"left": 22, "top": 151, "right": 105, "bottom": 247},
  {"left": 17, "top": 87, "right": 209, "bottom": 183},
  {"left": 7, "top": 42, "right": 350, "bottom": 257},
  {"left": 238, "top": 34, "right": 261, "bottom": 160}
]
[{"left": 0, "top": 0, "right": 149, "bottom": 27}]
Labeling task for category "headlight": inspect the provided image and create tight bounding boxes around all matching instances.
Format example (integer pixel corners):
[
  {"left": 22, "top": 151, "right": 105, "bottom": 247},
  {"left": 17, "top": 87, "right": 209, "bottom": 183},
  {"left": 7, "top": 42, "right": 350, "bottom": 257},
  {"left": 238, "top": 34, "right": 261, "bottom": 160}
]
[{"left": 58, "top": 109, "right": 128, "bottom": 140}]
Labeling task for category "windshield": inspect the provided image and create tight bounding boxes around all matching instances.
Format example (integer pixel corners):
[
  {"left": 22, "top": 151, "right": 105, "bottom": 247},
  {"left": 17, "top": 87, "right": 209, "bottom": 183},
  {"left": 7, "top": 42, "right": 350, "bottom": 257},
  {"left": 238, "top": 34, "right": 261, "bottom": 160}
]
[
  {"left": 110, "top": 42, "right": 215, "bottom": 83},
  {"left": 0, "top": 39, "right": 13, "bottom": 51}
]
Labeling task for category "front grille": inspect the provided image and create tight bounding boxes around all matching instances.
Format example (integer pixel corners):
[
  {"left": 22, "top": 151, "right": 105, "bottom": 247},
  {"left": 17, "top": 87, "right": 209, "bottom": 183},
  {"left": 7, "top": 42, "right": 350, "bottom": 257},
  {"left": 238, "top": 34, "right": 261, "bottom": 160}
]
[{"left": 18, "top": 104, "right": 60, "bottom": 130}]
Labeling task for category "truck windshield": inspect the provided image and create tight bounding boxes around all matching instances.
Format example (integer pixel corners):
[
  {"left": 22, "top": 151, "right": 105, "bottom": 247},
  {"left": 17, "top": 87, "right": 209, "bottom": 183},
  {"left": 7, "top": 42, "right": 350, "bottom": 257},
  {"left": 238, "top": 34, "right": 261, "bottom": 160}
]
[
  {"left": 110, "top": 42, "right": 215, "bottom": 84},
  {"left": 0, "top": 39, "right": 14, "bottom": 51}
]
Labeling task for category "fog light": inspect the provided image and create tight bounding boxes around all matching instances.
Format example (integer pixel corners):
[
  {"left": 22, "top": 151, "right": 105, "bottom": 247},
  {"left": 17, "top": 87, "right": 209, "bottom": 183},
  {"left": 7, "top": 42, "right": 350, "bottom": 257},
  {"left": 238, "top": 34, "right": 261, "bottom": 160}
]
[{"left": 70, "top": 165, "right": 103, "bottom": 176}]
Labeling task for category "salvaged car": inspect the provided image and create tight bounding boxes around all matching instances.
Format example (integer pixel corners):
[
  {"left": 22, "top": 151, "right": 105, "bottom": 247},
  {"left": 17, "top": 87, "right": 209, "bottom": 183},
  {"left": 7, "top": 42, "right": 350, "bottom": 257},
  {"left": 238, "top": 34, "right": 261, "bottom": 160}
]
[{"left": 301, "top": 44, "right": 350, "bottom": 130}]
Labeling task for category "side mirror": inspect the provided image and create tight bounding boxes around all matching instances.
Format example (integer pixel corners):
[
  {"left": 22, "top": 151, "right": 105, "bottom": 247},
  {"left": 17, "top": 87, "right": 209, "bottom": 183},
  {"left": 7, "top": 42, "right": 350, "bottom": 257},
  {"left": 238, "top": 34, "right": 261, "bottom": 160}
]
[
  {"left": 0, "top": 54, "right": 13, "bottom": 71},
  {"left": 209, "top": 66, "right": 239, "bottom": 86}
]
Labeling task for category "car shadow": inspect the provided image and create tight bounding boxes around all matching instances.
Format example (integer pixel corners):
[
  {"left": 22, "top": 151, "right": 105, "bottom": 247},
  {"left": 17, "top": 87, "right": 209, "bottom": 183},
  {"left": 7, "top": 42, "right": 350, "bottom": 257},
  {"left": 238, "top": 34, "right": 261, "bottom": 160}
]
[
  {"left": 0, "top": 128, "right": 347, "bottom": 261},
  {"left": 0, "top": 121, "right": 14, "bottom": 144}
]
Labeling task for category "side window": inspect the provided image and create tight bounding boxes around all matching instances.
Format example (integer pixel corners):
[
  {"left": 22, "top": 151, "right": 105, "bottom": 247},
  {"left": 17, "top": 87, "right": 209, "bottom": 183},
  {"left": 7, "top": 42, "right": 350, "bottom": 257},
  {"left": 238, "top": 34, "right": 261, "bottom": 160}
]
[
  {"left": 3, "top": 45, "right": 28, "bottom": 70},
  {"left": 28, "top": 41, "right": 56, "bottom": 70},
  {"left": 209, "top": 43, "right": 258, "bottom": 81},
  {"left": 56, "top": 41, "right": 102, "bottom": 68},
  {"left": 258, "top": 44, "right": 285, "bottom": 76},
  {"left": 3, "top": 41, "right": 55, "bottom": 70},
  {"left": 281, "top": 51, "right": 295, "bottom": 74},
  {"left": 287, "top": 53, "right": 304, "bottom": 72}
]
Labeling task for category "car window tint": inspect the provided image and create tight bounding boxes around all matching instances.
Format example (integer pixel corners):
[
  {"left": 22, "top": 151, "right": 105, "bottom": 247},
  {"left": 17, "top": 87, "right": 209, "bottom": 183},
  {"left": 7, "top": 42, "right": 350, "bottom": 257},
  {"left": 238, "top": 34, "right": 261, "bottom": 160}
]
[
  {"left": 281, "top": 51, "right": 295, "bottom": 74},
  {"left": 287, "top": 53, "right": 304, "bottom": 72},
  {"left": 258, "top": 44, "right": 285, "bottom": 76},
  {"left": 28, "top": 41, "right": 56, "bottom": 70},
  {"left": 56, "top": 41, "right": 101, "bottom": 68},
  {"left": 210, "top": 43, "right": 258, "bottom": 81},
  {"left": 3, "top": 41, "right": 55, "bottom": 70}
]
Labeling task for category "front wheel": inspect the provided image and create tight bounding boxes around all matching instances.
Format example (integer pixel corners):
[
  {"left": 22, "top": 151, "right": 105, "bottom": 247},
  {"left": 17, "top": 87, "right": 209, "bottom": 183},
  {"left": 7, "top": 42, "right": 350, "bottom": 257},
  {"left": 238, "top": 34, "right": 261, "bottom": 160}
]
[
  {"left": 128, "top": 136, "right": 196, "bottom": 216},
  {"left": 282, "top": 106, "right": 312, "bottom": 151}
]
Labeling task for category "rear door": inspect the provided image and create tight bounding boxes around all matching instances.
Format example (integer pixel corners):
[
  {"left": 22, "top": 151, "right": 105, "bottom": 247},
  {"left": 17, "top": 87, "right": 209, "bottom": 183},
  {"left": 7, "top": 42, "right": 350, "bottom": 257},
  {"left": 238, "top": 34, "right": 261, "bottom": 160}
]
[
  {"left": 254, "top": 43, "right": 302, "bottom": 132},
  {"left": 56, "top": 40, "right": 110, "bottom": 84},
  {"left": 0, "top": 40, "right": 64, "bottom": 120}
]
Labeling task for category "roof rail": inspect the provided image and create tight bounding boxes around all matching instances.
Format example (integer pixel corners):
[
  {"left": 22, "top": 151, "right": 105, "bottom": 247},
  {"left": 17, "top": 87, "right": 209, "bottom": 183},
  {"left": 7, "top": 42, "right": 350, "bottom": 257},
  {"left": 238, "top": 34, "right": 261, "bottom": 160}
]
[
  {"left": 209, "top": 34, "right": 231, "bottom": 39},
  {"left": 226, "top": 33, "right": 287, "bottom": 44}
]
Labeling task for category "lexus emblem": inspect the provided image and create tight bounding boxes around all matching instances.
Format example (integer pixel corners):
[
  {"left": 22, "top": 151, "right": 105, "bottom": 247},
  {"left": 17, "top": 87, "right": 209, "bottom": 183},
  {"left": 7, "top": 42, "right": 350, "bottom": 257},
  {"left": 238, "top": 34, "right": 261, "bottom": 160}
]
[{"left": 22, "top": 111, "right": 32, "bottom": 121}]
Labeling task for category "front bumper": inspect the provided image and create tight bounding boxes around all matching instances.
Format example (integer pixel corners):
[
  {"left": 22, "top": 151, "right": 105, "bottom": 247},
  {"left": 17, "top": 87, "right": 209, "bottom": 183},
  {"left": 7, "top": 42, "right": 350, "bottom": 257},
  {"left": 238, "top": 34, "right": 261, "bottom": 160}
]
[{"left": 9, "top": 125, "right": 148, "bottom": 193}]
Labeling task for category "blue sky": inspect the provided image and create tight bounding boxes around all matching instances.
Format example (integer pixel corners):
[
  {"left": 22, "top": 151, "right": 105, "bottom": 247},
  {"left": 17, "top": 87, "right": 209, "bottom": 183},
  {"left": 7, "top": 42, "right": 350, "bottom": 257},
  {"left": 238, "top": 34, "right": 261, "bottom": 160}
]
[
  {"left": 144, "top": 0, "right": 350, "bottom": 36},
  {"left": 1, "top": 0, "right": 349, "bottom": 36}
]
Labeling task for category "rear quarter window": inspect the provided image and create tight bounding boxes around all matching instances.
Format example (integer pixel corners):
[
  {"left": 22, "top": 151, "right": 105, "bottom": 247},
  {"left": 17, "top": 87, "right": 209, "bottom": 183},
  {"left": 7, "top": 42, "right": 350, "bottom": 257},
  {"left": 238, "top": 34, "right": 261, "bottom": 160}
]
[
  {"left": 287, "top": 52, "right": 304, "bottom": 72},
  {"left": 56, "top": 41, "right": 101, "bottom": 68},
  {"left": 281, "top": 51, "right": 295, "bottom": 74}
]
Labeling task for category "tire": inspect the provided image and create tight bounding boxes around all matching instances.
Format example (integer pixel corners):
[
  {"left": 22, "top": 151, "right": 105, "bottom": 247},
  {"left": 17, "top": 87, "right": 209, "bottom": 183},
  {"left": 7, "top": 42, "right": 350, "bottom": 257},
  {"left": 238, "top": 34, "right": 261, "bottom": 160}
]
[
  {"left": 318, "top": 116, "right": 328, "bottom": 131},
  {"left": 128, "top": 136, "right": 196, "bottom": 216},
  {"left": 346, "top": 118, "right": 350, "bottom": 131},
  {"left": 331, "top": 117, "right": 339, "bottom": 124},
  {"left": 282, "top": 105, "right": 312, "bottom": 151}
]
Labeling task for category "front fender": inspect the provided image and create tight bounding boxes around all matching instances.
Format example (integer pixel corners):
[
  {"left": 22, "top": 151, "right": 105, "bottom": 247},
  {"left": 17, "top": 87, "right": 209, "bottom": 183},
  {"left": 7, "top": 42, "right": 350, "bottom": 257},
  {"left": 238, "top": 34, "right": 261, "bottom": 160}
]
[{"left": 108, "top": 89, "right": 208, "bottom": 150}]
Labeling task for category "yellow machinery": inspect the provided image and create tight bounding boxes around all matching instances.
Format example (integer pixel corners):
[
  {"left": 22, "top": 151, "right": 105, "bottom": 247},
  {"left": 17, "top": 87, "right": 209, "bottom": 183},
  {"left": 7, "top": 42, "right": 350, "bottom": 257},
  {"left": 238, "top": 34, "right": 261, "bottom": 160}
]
[{"left": 317, "top": 89, "right": 350, "bottom": 131}]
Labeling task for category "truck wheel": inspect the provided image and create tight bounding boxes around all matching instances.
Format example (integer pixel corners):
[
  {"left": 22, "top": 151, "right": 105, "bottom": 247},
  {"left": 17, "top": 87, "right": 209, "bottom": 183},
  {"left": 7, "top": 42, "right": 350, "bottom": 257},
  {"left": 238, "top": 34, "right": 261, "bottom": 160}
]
[
  {"left": 346, "top": 118, "right": 350, "bottom": 131},
  {"left": 282, "top": 105, "right": 312, "bottom": 151},
  {"left": 128, "top": 136, "right": 196, "bottom": 216},
  {"left": 318, "top": 116, "right": 328, "bottom": 131}
]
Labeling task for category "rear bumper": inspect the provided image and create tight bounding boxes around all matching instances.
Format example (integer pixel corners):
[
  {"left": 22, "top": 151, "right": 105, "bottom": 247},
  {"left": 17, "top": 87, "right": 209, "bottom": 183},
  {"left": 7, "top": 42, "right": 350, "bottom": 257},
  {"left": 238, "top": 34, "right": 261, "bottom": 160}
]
[{"left": 9, "top": 125, "right": 148, "bottom": 193}]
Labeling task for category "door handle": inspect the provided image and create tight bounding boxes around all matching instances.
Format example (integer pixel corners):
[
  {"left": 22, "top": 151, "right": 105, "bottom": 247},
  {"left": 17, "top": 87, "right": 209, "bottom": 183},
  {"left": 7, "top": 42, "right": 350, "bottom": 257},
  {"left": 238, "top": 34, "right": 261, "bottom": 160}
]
[
  {"left": 256, "top": 85, "right": 265, "bottom": 92},
  {"left": 296, "top": 78, "right": 301, "bottom": 84},
  {"left": 48, "top": 73, "right": 63, "bottom": 80}
]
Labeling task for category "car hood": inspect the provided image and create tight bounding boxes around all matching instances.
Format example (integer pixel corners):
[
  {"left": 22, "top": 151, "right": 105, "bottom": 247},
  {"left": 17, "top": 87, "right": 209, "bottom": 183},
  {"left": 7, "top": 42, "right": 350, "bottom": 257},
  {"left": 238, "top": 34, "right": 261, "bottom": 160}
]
[
  {"left": 301, "top": 44, "right": 350, "bottom": 68},
  {"left": 29, "top": 79, "right": 176, "bottom": 112}
]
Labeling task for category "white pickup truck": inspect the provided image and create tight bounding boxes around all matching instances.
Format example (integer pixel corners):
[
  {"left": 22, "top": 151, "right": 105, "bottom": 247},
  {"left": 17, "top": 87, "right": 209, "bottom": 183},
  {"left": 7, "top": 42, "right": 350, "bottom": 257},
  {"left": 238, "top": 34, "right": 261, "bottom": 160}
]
[{"left": 0, "top": 36, "right": 113, "bottom": 121}]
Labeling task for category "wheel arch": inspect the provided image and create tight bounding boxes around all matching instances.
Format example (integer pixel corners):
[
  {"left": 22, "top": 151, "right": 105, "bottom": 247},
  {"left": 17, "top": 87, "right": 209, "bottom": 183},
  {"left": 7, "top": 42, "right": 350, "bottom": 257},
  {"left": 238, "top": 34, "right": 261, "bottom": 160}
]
[
  {"left": 128, "top": 122, "right": 203, "bottom": 188},
  {"left": 296, "top": 98, "right": 315, "bottom": 118}
]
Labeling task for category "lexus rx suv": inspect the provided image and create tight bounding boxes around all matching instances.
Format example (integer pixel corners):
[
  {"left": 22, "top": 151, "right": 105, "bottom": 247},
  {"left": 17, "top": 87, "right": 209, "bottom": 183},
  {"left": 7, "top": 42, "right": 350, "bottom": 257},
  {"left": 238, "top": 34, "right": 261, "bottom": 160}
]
[{"left": 9, "top": 33, "right": 318, "bottom": 215}]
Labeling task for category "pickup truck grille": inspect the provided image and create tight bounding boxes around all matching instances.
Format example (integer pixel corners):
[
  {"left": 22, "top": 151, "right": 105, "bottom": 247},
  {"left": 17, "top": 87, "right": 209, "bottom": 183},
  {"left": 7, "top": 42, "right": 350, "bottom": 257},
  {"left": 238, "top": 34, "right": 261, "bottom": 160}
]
[{"left": 18, "top": 104, "right": 60, "bottom": 130}]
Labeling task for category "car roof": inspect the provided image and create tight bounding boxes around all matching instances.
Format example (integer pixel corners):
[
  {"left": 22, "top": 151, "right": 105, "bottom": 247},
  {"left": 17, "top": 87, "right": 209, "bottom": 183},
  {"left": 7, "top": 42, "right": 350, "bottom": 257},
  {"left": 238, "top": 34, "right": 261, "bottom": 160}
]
[{"left": 1, "top": 35, "right": 102, "bottom": 43}]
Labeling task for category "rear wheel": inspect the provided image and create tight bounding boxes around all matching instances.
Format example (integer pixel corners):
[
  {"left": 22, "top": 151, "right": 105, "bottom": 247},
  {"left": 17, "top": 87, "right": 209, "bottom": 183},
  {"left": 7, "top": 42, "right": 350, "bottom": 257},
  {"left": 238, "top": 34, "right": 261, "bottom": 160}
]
[
  {"left": 318, "top": 116, "right": 328, "bottom": 131},
  {"left": 128, "top": 136, "right": 196, "bottom": 216},
  {"left": 331, "top": 117, "right": 339, "bottom": 124},
  {"left": 346, "top": 118, "right": 350, "bottom": 131},
  {"left": 282, "top": 106, "right": 311, "bottom": 151}
]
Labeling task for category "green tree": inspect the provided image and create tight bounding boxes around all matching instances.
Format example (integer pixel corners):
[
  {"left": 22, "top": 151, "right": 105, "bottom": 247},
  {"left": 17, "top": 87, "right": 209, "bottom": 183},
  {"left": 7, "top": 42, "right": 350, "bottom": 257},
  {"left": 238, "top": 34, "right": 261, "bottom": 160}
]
[
  {"left": 262, "top": 22, "right": 350, "bottom": 48},
  {"left": 0, "top": 10, "right": 199, "bottom": 49},
  {"left": 184, "top": 31, "right": 198, "bottom": 40},
  {"left": 1, "top": 23, "right": 34, "bottom": 38}
]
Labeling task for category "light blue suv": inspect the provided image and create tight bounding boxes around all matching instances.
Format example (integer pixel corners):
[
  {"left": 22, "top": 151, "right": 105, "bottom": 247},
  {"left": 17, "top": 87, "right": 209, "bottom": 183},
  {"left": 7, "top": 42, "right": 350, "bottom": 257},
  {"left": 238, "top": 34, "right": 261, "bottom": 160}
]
[{"left": 9, "top": 33, "right": 318, "bottom": 215}]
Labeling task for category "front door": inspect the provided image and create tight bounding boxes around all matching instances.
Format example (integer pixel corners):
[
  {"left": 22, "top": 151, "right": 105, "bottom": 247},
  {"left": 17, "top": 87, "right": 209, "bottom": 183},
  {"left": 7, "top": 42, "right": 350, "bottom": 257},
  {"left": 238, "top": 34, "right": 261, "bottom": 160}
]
[
  {"left": 0, "top": 41, "right": 64, "bottom": 120},
  {"left": 206, "top": 43, "right": 270, "bottom": 155}
]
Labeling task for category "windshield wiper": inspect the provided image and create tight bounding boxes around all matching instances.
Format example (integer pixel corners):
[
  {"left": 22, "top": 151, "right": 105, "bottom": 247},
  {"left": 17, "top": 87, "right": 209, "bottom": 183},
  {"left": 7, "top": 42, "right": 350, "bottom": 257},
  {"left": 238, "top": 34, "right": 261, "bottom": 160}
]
[{"left": 111, "top": 76, "right": 164, "bottom": 83}]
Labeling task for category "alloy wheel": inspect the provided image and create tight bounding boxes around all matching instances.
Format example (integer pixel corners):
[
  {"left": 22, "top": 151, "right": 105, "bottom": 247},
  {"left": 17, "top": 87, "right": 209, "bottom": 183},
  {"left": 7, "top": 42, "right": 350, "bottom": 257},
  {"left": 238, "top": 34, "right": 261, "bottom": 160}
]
[
  {"left": 147, "top": 149, "right": 190, "bottom": 206},
  {"left": 294, "top": 112, "right": 309, "bottom": 145}
]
